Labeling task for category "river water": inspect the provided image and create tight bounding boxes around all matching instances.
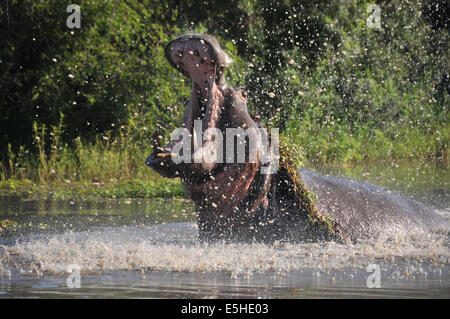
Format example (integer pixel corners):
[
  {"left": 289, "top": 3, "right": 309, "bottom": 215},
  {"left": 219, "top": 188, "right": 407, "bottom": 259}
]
[{"left": 0, "top": 163, "right": 449, "bottom": 298}]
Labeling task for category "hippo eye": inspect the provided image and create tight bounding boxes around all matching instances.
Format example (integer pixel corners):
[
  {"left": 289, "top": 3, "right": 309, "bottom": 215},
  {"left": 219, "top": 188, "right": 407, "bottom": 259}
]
[{"left": 176, "top": 50, "right": 183, "bottom": 57}]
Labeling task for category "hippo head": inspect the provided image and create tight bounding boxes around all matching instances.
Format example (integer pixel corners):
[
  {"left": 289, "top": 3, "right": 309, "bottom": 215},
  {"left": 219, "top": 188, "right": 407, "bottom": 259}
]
[{"left": 146, "top": 34, "right": 275, "bottom": 241}]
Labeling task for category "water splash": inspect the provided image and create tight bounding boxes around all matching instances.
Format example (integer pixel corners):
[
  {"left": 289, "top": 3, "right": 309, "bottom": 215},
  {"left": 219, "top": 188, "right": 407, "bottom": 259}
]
[{"left": 1, "top": 211, "right": 448, "bottom": 279}]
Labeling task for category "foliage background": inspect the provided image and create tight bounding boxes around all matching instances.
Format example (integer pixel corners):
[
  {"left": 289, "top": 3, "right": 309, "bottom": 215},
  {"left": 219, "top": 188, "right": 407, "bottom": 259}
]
[{"left": 0, "top": 0, "right": 448, "bottom": 186}]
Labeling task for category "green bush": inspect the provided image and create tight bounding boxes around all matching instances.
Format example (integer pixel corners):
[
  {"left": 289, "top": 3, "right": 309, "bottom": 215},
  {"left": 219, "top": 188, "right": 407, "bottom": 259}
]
[
  {"left": 0, "top": 0, "right": 448, "bottom": 186},
  {"left": 1, "top": 0, "right": 188, "bottom": 164}
]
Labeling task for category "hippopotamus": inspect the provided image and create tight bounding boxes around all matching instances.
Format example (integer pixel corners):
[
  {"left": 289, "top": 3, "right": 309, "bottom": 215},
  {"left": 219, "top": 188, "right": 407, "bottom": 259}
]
[{"left": 146, "top": 34, "right": 448, "bottom": 243}]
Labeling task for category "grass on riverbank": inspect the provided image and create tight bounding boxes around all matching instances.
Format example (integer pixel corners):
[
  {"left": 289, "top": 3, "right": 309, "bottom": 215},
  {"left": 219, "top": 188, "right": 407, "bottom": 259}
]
[
  {"left": 0, "top": 120, "right": 185, "bottom": 199},
  {"left": 0, "top": 116, "right": 448, "bottom": 200},
  {"left": 1, "top": 157, "right": 448, "bottom": 202},
  {"left": 0, "top": 178, "right": 185, "bottom": 200}
]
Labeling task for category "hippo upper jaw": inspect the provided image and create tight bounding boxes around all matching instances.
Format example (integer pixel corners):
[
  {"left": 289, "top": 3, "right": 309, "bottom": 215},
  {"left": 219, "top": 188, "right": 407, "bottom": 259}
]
[{"left": 164, "top": 34, "right": 233, "bottom": 87}]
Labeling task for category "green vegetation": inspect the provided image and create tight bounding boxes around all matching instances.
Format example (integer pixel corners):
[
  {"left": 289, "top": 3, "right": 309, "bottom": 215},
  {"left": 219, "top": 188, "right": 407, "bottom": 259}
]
[
  {"left": 283, "top": 1, "right": 449, "bottom": 164},
  {"left": 0, "top": 0, "right": 448, "bottom": 199}
]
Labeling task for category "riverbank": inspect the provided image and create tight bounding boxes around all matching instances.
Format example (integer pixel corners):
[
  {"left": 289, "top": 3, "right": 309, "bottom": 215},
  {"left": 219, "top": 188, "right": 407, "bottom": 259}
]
[
  {"left": 1, "top": 159, "right": 448, "bottom": 202},
  {"left": 0, "top": 178, "right": 185, "bottom": 200}
]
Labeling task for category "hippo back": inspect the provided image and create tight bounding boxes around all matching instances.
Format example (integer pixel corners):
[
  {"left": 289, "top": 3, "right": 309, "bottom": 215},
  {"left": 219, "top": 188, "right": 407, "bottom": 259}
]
[{"left": 299, "top": 168, "right": 449, "bottom": 239}]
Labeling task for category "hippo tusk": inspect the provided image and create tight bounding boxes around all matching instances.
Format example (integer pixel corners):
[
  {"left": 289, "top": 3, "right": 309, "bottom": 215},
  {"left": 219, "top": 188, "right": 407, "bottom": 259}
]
[{"left": 157, "top": 152, "right": 178, "bottom": 158}]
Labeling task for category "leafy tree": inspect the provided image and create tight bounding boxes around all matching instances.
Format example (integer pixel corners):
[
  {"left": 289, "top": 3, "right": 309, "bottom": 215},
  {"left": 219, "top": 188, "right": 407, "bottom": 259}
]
[{"left": 0, "top": 0, "right": 188, "bottom": 164}]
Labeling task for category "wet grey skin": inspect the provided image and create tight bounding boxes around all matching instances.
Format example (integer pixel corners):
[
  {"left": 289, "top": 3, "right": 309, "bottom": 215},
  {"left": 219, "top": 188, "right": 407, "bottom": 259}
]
[{"left": 146, "top": 34, "right": 449, "bottom": 243}]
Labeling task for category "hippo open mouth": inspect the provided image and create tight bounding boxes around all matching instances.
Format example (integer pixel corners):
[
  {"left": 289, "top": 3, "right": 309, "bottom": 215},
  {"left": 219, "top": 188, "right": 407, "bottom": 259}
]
[
  {"left": 166, "top": 35, "right": 230, "bottom": 142},
  {"left": 146, "top": 34, "right": 234, "bottom": 176}
]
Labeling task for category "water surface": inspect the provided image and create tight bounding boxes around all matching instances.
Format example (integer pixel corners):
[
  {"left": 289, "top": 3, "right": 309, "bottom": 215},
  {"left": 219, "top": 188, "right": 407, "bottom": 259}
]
[{"left": 0, "top": 162, "right": 449, "bottom": 298}]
